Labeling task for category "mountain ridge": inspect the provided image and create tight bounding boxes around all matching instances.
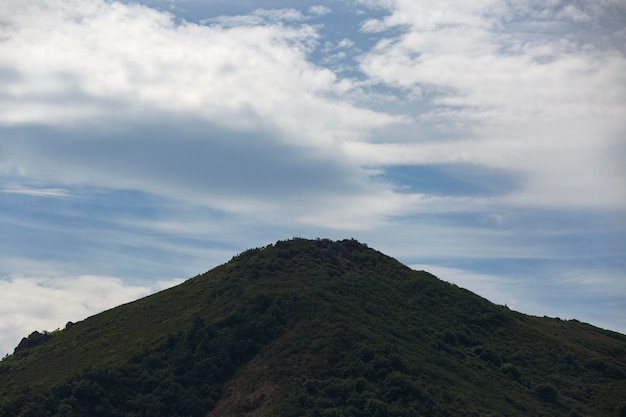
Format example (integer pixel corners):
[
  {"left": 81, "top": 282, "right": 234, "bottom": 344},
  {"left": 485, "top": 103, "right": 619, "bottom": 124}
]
[{"left": 1, "top": 238, "right": 625, "bottom": 416}]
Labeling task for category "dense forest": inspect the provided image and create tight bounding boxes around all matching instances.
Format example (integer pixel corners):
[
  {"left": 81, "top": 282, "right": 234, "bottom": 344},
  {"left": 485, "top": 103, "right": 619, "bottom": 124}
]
[{"left": 1, "top": 238, "right": 625, "bottom": 416}]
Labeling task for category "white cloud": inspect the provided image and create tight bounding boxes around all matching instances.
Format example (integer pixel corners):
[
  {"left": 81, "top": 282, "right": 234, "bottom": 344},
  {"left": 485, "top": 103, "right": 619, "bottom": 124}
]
[
  {"left": 1, "top": 0, "right": 624, "bottom": 221},
  {"left": 202, "top": 8, "right": 306, "bottom": 27},
  {"left": 0, "top": 274, "right": 182, "bottom": 358},
  {"left": 337, "top": 38, "right": 355, "bottom": 49},
  {"left": 0, "top": 0, "right": 397, "bottom": 144},
  {"left": 557, "top": 4, "right": 590, "bottom": 22},
  {"left": 359, "top": 18, "right": 388, "bottom": 33},
  {"left": 356, "top": 0, "right": 626, "bottom": 210},
  {"left": 308, "top": 5, "right": 332, "bottom": 16},
  {"left": 0, "top": 0, "right": 411, "bottom": 229}
]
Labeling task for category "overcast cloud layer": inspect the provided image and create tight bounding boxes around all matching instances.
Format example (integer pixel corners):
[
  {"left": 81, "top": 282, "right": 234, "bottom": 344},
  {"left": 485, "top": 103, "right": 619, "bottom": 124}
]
[{"left": 1, "top": 0, "right": 625, "bottom": 356}]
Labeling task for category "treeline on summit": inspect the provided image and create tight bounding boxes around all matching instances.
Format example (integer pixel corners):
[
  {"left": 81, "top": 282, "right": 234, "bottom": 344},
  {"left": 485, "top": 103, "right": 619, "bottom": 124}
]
[{"left": 1, "top": 238, "right": 625, "bottom": 417}]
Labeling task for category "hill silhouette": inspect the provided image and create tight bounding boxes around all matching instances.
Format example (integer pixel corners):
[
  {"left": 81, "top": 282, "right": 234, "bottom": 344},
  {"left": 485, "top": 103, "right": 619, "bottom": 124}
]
[{"left": 0, "top": 238, "right": 625, "bottom": 416}]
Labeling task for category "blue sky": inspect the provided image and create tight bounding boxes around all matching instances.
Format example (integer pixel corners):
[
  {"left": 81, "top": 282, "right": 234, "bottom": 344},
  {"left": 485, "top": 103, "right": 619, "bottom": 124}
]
[{"left": 1, "top": 0, "right": 625, "bottom": 356}]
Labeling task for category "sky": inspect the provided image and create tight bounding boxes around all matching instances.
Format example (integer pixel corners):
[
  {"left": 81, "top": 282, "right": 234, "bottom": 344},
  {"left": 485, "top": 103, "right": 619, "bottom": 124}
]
[{"left": 1, "top": 0, "right": 625, "bottom": 357}]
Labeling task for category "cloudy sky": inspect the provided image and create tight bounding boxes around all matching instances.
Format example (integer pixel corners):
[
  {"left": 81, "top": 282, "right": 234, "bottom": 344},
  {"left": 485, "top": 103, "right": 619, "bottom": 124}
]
[{"left": 1, "top": 0, "right": 625, "bottom": 357}]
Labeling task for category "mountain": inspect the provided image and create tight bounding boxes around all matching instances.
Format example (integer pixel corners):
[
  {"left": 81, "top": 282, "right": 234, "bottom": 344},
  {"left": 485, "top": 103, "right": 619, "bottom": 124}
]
[{"left": 1, "top": 238, "right": 625, "bottom": 417}]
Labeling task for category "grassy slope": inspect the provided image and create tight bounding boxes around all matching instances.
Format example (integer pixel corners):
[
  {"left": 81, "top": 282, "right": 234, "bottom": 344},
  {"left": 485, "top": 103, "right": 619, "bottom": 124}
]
[{"left": 0, "top": 238, "right": 625, "bottom": 417}]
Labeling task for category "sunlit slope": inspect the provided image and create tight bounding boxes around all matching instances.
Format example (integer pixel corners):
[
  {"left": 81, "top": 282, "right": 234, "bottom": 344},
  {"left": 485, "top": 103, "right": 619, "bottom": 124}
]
[{"left": 1, "top": 238, "right": 624, "bottom": 416}]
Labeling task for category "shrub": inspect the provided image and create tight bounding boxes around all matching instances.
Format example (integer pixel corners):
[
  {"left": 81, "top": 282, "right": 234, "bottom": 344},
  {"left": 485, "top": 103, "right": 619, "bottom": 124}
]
[
  {"left": 500, "top": 363, "right": 520, "bottom": 380},
  {"left": 534, "top": 383, "right": 558, "bottom": 402},
  {"left": 441, "top": 330, "right": 457, "bottom": 346},
  {"left": 479, "top": 349, "right": 502, "bottom": 367}
]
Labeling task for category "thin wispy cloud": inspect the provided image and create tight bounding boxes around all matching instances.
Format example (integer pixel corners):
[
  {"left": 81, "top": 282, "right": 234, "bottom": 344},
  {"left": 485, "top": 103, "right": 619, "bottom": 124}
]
[
  {"left": 1, "top": 186, "right": 72, "bottom": 198},
  {"left": 201, "top": 8, "right": 306, "bottom": 27}
]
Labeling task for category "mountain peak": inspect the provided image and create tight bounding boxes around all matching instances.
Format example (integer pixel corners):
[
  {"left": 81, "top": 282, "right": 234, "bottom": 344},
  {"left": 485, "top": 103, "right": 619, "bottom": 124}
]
[{"left": 1, "top": 239, "right": 625, "bottom": 417}]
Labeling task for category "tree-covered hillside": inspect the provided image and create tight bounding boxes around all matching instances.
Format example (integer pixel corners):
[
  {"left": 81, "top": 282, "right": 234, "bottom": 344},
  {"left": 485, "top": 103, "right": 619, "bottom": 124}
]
[{"left": 1, "top": 238, "right": 625, "bottom": 416}]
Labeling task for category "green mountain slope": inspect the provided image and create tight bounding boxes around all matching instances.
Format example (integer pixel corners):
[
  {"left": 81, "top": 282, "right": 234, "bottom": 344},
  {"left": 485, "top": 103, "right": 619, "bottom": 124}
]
[{"left": 1, "top": 238, "right": 625, "bottom": 417}]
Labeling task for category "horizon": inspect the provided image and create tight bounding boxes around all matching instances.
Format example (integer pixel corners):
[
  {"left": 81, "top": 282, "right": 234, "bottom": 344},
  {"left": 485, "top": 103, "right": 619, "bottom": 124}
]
[{"left": 1, "top": 0, "right": 625, "bottom": 357}]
